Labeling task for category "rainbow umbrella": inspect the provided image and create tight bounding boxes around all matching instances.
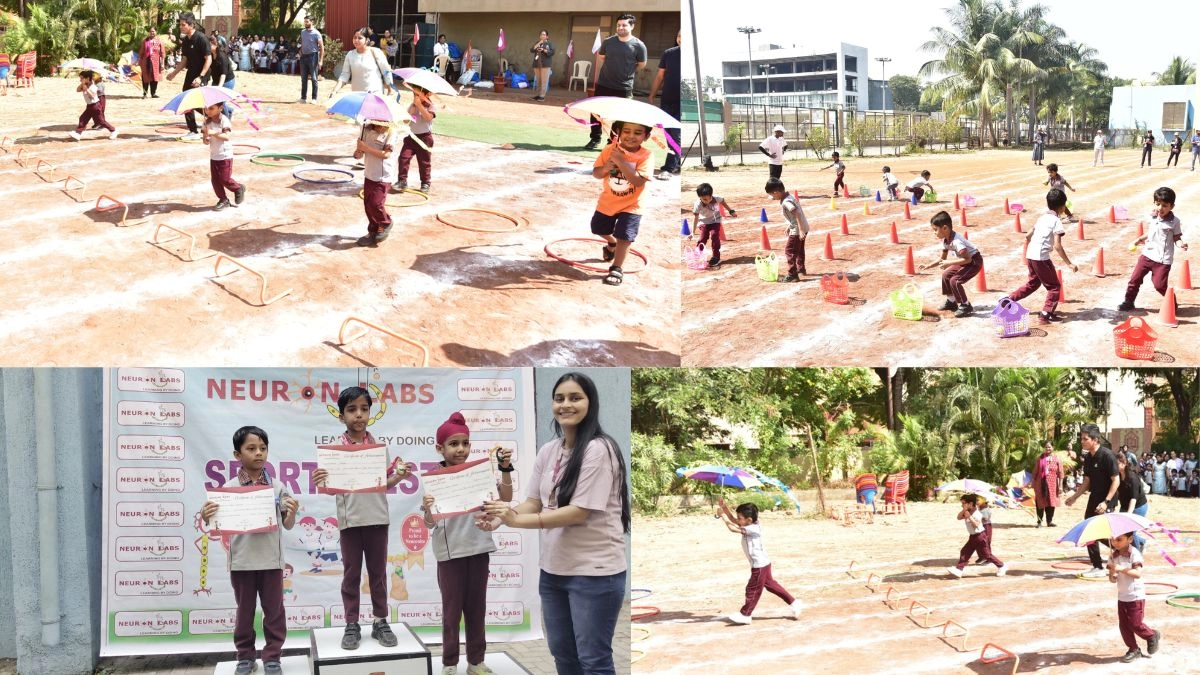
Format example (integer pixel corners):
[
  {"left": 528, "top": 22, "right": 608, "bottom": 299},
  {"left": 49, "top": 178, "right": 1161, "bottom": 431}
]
[
  {"left": 1057, "top": 512, "right": 1155, "bottom": 546},
  {"left": 676, "top": 465, "right": 762, "bottom": 490},
  {"left": 326, "top": 91, "right": 403, "bottom": 123},
  {"left": 59, "top": 57, "right": 109, "bottom": 71},
  {"left": 392, "top": 67, "right": 458, "bottom": 97},
  {"left": 160, "top": 85, "right": 240, "bottom": 114}
]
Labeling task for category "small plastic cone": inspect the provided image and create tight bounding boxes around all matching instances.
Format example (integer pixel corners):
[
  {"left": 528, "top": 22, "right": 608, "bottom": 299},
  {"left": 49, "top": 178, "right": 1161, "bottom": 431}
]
[
  {"left": 960, "top": 209, "right": 968, "bottom": 228},
  {"left": 875, "top": 190, "right": 882, "bottom": 202},
  {"left": 1013, "top": 212, "right": 1023, "bottom": 233},
  {"left": 794, "top": 189, "right": 801, "bottom": 200},
  {"left": 975, "top": 261, "right": 988, "bottom": 292},
  {"left": 1004, "top": 197, "right": 1011, "bottom": 215},
  {"left": 1181, "top": 260, "right": 1193, "bottom": 290},
  {"left": 842, "top": 184, "right": 850, "bottom": 198},
  {"left": 1108, "top": 205, "right": 1116, "bottom": 224},
  {"left": 1058, "top": 269, "right": 1067, "bottom": 303},
  {"left": 904, "top": 246, "right": 915, "bottom": 275},
  {"left": 911, "top": 192, "right": 919, "bottom": 205},
  {"left": 823, "top": 233, "right": 835, "bottom": 260},
  {"left": 904, "top": 201, "right": 912, "bottom": 220},
  {"left": 862, "top": 201, "right": 871, "bottom": 216},
  {"left": 889, "top": 221, "right": 899, "bottom": 244},
  {"left": 719, "top": 222, "right": 729, "bottom": 242},
  {"left": 759, "top": 225, "right": 772, "bottom": 251},
  {"left": 1161, "top": 287, "right": 1179, "bottom": 327},
  {"left": 1076, "top": 218, "right": 1085, "bottom": 240},
  {"left": 1092, "top": 247, "right": 1106, "bottom": 277},
  {"left": 840, "top": 214, "right": 850, "bottom": 235},
  {"left": 954, "top": 193, "right": 960, "bottom": 210},
  {"left": 1137, "top": 221, "right": 1145, "bottom": 237},
  {"left": 962, "top": 229, "right": 969, "bottom": 240},
  {"left": 830, "top": 197, "right": 838, "bottom": 210},
  {"left": 681, "top": 218, "right": 691, "bottom": 236},
  {"left": 760, "top": 207, "right": 768, "bottom": 223},
  {"left": 718, "top": 201, "right": 727, "bottom": 216}
]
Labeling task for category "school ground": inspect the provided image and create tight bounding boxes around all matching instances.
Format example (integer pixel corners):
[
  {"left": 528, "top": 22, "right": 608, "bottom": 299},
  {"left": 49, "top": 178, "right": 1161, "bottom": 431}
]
[
  {"left": 632, "top": 493, "right": 1200, "bottom": 674},
  {"left": 680, "top": 148, "right": 1200, "bottom": 366},
  {"left": 0, "top": 72, "right": 679, "bottom": 367}
]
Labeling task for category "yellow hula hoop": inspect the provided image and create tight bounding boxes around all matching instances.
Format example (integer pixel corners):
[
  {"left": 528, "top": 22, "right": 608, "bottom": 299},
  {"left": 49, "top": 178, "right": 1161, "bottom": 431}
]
[{"left": 358, "top": 188, "right": 430, "bottom": 208}]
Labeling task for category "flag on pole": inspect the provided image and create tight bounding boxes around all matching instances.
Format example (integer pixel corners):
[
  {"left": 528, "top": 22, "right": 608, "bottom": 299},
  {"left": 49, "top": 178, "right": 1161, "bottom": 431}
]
[
  {"left": 463, "top": 40, "right": 473, "bottom": 72},
  {"left": 566, "top": 39, "right": 574, "bottom": 60},
  {"left": 591, "top": 28, "right": 602, "bottom": 54},
  {"left": 413, "top": 23, "right": 420, "bottom": 45},
  {"left": 498, "top": 29, "right": 506, "bottom": 52}
]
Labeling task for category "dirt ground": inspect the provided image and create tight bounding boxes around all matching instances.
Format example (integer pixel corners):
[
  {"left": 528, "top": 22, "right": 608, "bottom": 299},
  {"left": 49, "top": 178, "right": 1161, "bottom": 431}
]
[
  {"left": 632, "top": 494, "right": 1200, "bottom": 674},
  {"left": 681, "top": 149, "right": 1200, "bottom": 366},
  {"left": 0, "top": 71, "right": 679, "bottom": 366}
]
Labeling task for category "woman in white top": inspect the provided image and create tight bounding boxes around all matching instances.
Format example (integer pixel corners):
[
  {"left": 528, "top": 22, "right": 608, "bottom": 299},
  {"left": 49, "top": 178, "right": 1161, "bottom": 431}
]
[{"left": 328, "top": 26, "right": 394, "bottom": 99}]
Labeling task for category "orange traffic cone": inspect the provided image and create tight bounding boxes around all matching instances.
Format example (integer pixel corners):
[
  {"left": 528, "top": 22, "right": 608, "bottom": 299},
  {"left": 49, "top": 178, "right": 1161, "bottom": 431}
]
[
  {"left": 1092, "top": 247, "right": 1106, "bottom": 277},
  {"left": 1058, "top": 269, "right": 1067, "bottom": 303},
  {"left": 719, "top": 222, "right": 729, "bottom": 242},
  {"left": 890, "top": 221, "right": 900, "bottom": 244},
  {"left": 842, "top": 184, "right": 850, "bottom": 198},
  {"left": 1136, "top": 221, "right": 1145, "bottom": 237},
  {"left": 759, "top": 225, "right": 772, "bottom": 251},
  {"left": 823, "top": 233, "right": 835, "bottom": 260},
  {"left": 1108, "top": 205, "right": 1116, "bottom": 224},
  {"left": 960, "top": 209, "right": 968, "bottom": 228},
  {"left": 975, "top": 261, "right": 988, "bottom": 292},
  {"left": 954, "top": 193, "right": 960, "bottom": 210},
  {"left": 719, "top": 201, "right": 728, "bottom": 217},
  {"left": 1022, "top": 239, "right": 1029, "bottom": 258},
  {"left": 862, "top": 201, "right": 871, "bottom": 216},
  {"left": 1076, "top": 218, "right": 1086, "bottom": 240},
  {"left": 1161, "top": 288, "right": 1179, "bottom": 327},
  {"left": 962, "top": 229, "right": 969, "bottom": 240},
  {"left": 1180, "top": 260, "right": 1193, "bottom": 290},
  {"left": 1004, "top": 197, "right": 1011, "bottom": 215},
  {"left": 840, "top": 214, "right": 850, "bottom": 235},
  {"left": 904, "top": 246, "right": 915, "bottom": 275},
  {"left": 1013, "top": 212, "right": 1023, "bottom": 233},
  {"left": 904, "top": 201, "right": 912, "bottom": 220},
  {"left": 794, "top": 189, "right": 801, "bottom": 200}
]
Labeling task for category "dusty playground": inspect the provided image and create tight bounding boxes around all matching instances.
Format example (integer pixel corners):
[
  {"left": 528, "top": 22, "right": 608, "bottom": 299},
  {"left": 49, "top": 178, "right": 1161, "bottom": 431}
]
[
  {"left": 680, "top": 148, "right": 1200, "bottom": 366},
  {"left": 0, "top": 71, "right": 680, "bottom": 366},
  {"left": 632, "top": 494, "right": 1200, "bottom": 674}
]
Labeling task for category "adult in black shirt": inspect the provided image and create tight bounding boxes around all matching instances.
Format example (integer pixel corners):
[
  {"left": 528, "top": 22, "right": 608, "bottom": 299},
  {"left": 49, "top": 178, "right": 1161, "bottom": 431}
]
[
  {"left": 647, "top": 30, "right": 680, "bottom": 179},
  {"left": 166, "top": 13, "right": 211, "bottom": 137},
  {"left": 1115, "top": 452, "right": 1150, "bottom": 552},
  {"left": 1065, "top": 424, "right": 1120, "bottom": 576}
]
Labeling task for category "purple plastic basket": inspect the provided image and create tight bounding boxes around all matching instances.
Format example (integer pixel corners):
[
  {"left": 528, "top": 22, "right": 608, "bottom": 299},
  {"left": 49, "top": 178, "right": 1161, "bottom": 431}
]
[{"left": 991, "top": 297, "right": 1030, "bottom": 338}]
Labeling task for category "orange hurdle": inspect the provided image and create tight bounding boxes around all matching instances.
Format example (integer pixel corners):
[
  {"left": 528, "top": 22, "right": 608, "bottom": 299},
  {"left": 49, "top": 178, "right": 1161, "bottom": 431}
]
[
  {"left": 865, "top": 572, "right": 881, "bottom": 591},
  {"left": 152, "top": 223, "right": 216, "bottom": 261},
  {"left": 95, "top": 195, "right": 129, "bottom": 227},
  {"left": 907, "top": 599, "right": 937, "bottom": 627},
  {"left": 883, "top": 585, "right": 909, "bottom": 609},
  {"left": 941, "top": 619, "right": 971, "bottom": 650},
  {"left": 847, "top": 560, "right": 857, "bottom": 578},
  {"left": 0, "top": 136, "right": 13, "bottom": 152},
  {"left": 14, "top": 146, "right": 33, "bottom": 167},
  {"left": 337, "top": 316, "right": 430, "bottom": 366},
  {"left": 213, "top": 254, "right": 292, "bottom": 306},
  {"left": 34, "top": 158, "right": 57, "bottom": 182},
  {"left": 979, "top": 643, "right": 1020, "bottom": 675},
  {"left": 62, "top": 175, "right": 87, "bottom": 200}
]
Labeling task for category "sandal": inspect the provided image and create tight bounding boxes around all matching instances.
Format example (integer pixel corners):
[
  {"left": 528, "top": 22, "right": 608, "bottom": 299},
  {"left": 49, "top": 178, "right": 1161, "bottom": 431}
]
[
  {"left": 602, "top": 244, "right": 616, "bottom": 262},
  {"left": 603, "top": 265, "right": 624, "bottom": 286}
]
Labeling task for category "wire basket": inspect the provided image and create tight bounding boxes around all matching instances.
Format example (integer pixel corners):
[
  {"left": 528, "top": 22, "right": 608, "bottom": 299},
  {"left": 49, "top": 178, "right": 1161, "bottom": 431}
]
[
  {"left": 820, "top": 271, "right": 850, "bottom": 304},
  {"left": 858, "top": 185, "right": 871, "bottom": 197},
  {"left": 755, "top": 252, "right": 779, "bottom": 282},
  {"left": 991, "top": 297, "right": 1030, "bottom": 337},
  {"left": 889, "top": 283, "right": 923, "bottom": 321},
  {"left": 683, "top": 243, "right": 709, "bottom": 270},
  {"left": 962, "top": 194, "right": 977, "bottom": 208},
  {"left": 923, "top": 190, "right": 938, "bottom": 203},
  {"left": 1114, "top": 317, "right": 1158, "bottom": 360}
]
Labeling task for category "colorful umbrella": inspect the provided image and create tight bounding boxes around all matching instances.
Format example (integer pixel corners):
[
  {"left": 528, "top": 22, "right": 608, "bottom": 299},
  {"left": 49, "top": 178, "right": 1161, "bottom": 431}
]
[
  {"left": 60, "top": 58, "right": 109, "bottom": 71},
  {"left": 676, "top": 465, "right": 762, "bottom": 490},
  {"left": 391, "top": 68, "right": 458, "bottom": 97},
  {"left": 1057, "top": 512, "right": 1155, "bottom": 547},
  {"left": 325, "top": 91, "right": 402, "bottom": 123},
  {"left": 160, "top": 86, "right": 240, "bottom": 114},
  {"left": 564, "top": 95, "right": 681, "bottom": 129}
]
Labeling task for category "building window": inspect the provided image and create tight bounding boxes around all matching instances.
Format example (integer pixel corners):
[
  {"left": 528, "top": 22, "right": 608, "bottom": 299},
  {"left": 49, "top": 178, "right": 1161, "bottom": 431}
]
[
  {"left": 846, "top": 76, "right": 856, "bottom": 92},
  {"left": 845, "top": 55, "right": 857, "bottom": 71},
  {"left": 1163, "top": 102, "right": 1186, "bottom": 129},
  {"left": 1091, "top": 391, "right": 1111, "bottom": 415}
]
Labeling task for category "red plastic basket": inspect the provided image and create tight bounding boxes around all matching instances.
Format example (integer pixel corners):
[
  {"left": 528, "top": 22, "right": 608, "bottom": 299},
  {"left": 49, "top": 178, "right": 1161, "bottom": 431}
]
[
  {"left": 820, "top": 272, "right": 850, "bottom": 304},
  {"left": 1113, "top": 317, "right": 1158, "bottom": 360}
]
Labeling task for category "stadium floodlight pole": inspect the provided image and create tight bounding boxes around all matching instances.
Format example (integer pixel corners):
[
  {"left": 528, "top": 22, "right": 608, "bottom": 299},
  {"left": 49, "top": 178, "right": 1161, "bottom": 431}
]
[
  {"left": 737, "top": 26, "right": 761, "bottom": 137},
  {"left": 876, "top": 57, "right": 891, "bottom": 155},
  {"left": 687, "top": 0, "right": 712, "bottom": 170}
]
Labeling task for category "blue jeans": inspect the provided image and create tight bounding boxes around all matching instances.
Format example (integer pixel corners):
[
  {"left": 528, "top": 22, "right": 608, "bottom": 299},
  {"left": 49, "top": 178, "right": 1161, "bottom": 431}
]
[
  {"left": 221, "top": 77, "right": 236, "bottom": 119},
  {"left": 540, "top": 570, "right": 626, "bottom": 675},
  {"left": 299, "top": 53, "right": 319, "bottom": 100},
  {"left": 1132, "top": 503, "right": 1149, "bottom": 552}
]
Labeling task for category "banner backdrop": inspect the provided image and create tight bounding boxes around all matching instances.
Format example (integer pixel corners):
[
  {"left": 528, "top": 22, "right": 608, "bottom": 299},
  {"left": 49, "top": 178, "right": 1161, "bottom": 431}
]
[{"left": 101, "top": 368, "right": 540, "bottom": 656}]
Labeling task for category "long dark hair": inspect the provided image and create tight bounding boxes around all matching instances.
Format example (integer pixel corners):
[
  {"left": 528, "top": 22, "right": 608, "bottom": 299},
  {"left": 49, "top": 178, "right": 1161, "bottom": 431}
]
[{"left": 551, "top": 372, "right": 630, "bottom": 533}]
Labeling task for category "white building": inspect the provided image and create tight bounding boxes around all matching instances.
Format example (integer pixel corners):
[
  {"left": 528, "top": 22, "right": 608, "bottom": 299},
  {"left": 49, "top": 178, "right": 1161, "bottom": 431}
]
[
  {"left": 1107, "top": 84, "right": 1196, "bottom": 144},
  {"left": 1091, "top": 370, "right": 1154, "bottom": 454},
  {"left": 721, "top": 42, "right": 889, "bottom": 111}
]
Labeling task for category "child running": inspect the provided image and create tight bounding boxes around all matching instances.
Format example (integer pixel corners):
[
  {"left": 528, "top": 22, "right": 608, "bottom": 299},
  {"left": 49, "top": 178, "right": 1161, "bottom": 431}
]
[
  {"left": 396, "top": 84, "right": 435, "bottom": 194},
  {"left": 1107, "top": 531, "right": 1161, "bottom": 662},
  {"left": 1008, "top": 188, "right": 1078, "bottom": 324},
  {"left": 716, "top": 498, "right": 801, "bottom": 624},
  {"left": 947, "top": 494, "right": 1006, "bottom": 578},
  {"left": 821, "top": 151, "right": 847, "bottom": 196},
  {"left": 882, "top": 165, "right": 900, "bottom": 201},
  {"left": 591, "top": 120, "right": 653, "bottom": 287},
  {"left": 422, "top": 412, "right": 514, "bottom": 675},
  {"left": 919, "top": 210, "right": 982, "bottom": 317},
  {"left": 1119, "top": 187, "right": 1187, "bottom": 312},
  {"left": 355, "top": 120, "right": 398, "bottom": 246},
  {"left": 903, "top": 170, "right": 934, "bottom": 203},
  {"left": 69, "top": 70, "right": 118, "bottom": 141},
  {"left": 765, "top": 177, "right": 808, "bottom": 282},
  {"left": 201, "top": 102, "right": 245, "bottom": 210},
  {"left": 692, "top": 183, "right": 737, "bottom": 268},
  {"left": 1042, "top": 163, "right": 1076, "bottom": 220}
]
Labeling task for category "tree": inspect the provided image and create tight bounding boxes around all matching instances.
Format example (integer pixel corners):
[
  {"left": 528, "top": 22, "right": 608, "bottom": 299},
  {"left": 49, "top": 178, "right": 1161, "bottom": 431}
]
[
  {"left": 845, "top": 116, "right": 881, "bottom": 157},
  {"left": 1124, "top": 369, "right": 1200, "bottom": 450},
  {"left": 1153, "top": 56, "right": 1196, "bottom": 85},
  {"left": 888, "top": 75, "right": 922, "bottom": 110},
  {"left": 805, "top": 126, "right": 831, "bottom": 160}
]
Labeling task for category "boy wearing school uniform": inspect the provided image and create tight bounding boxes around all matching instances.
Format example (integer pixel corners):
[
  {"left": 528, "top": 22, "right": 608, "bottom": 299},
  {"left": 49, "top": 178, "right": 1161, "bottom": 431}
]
[
  {"left": 1119, "top": 187, "right": 1187, "bottom": 312},
  {"left": 1009, "top": 188, "right": 1078, "bottom": 325}
]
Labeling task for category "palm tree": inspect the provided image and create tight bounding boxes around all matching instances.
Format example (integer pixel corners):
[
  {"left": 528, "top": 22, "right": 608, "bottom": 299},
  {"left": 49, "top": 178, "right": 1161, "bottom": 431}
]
[
  {"left": 1041, "top": 41, "right": 1107, "bottom": 141},
  {"left": 998, "top": 1, "right": 1050, "bottom": 144},
  {"left": 1153, "top": 56, "right": 1197, "bottom": 85}
]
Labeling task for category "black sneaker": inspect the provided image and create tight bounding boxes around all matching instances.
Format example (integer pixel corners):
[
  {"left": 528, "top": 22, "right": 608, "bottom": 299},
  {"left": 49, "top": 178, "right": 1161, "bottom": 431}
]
[
  {"left": 395, "top": 181, "right": 408, "bottom": 192},
  {"left": 234, "top": 185, "right": 246, "bottom": 205},
  {"left": 1120, "top": 648, "right": 1143, "bottom": 663},
  {"left": 341, "top": 621, "right": 361, "bottom": 650},
  {"left": 953, "top": 303, "right": 973, "bottom": 318},
  {"left": 419, "top": 183, "right": 431, "bottom": 194},
  {"left": 372, "top": 619, "right": 398, "bottom": 647},
  {"left": 263, "top": 662, "right": 282, "bottom": 675},
  {"left": 939, "top": 299, "right": 959, "bottom": 311},
  {"left": 234, "top": 660, "right": 257, "bottom": 675},
  {"left": 779, "top": 274, "right": 799, "bottom": 283},
  {"left": 214, "top": 199, "right": 231, "bottom": 211},
  {"left": 583, "top": 140, "right": 599, "bottom": 151},
  {"left": 1040, "top": 311, "right": 1063, "bottom": 323},
  {"left": 376, "top": 225, "right": 392, "bottom": 242},
  {"left": 1147, "top": 629, "right": 1161, "bottom": 655},
  {"left": 356, "top": 235, "right": 379, "bottom": 247},
  {"left": 709, "top": 257, "right": 721, "bottom": 268},
  {"left": 1117, "top": 301, "right": 1135, "bottom": 311}
]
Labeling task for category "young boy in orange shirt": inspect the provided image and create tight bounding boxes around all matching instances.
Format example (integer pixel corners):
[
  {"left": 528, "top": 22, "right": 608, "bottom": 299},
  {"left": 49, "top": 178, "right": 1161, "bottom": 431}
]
[{"left": 591, "top": 120, "right": 653, "bottom": 286}]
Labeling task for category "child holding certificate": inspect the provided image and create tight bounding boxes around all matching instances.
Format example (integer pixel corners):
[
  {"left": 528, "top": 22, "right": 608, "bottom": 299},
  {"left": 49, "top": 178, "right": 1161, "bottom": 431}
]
[
  {"left": 422, "top": 411, "right": 514, "bottom": 675},
  {"left": 312, "top": 386, "right": 410, "bottom": 651},
  {"left": 201, "top": 426, "right": 299, "bottom": 675}
]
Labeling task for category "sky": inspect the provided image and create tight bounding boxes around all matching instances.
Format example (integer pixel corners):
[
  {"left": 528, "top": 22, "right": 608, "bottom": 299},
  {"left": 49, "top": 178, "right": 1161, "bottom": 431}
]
[{"left": 683, "top": 0, "right": 1200, "bottom": 85}]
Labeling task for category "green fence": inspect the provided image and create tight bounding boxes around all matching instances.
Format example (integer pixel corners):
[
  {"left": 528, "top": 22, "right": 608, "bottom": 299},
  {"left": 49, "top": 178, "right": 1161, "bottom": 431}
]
[{"left": 681, "top": 100, "right": 724, "bottom": 123}]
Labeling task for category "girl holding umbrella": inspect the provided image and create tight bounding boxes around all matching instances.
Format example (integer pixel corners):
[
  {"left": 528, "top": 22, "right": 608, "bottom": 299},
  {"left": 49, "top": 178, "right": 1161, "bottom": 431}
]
[{"left": 1033, "top": 440, "right": 1065, "bottom": 527}]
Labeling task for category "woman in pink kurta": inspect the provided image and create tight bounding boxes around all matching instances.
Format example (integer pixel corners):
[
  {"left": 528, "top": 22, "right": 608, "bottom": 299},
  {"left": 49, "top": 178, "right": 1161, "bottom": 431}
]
[
  {"left": 139, "top": 27, "right": 164, "bottom": 98},
  {"left": 1033, "top": 440, "right": 1064, "bottom": 527}
]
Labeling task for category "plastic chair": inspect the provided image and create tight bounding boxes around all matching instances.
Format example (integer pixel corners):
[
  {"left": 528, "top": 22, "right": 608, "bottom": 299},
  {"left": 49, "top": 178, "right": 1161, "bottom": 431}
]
[
  {"left": 568, "top": 60, "right": 591, "bottom": 91},
  {"left": 854, "top": 473, "right": 878, "bottom": 512},
  {"left": 497, "top": 57, "right": 509, "bottom": 76},
  {"left": 881, "top": 470, "right": 910, "bottom": 515},
  {"left": 433, "top": 54, "right": 450, "bottom": 78},
  {"left": 13, "top": 52, "right": 36, "bottom": 89}
]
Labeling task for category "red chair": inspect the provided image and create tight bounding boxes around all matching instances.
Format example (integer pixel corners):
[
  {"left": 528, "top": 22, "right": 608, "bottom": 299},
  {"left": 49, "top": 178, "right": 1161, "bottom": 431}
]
[
  {"left": 13, "top": 52, "right": 36, "bottom": 89},
  {"left": 853, "top": 473, "right": 878, "bottom": 512},
  {"left": 881, "top": 470, "right": 910, "bottom": 515}
]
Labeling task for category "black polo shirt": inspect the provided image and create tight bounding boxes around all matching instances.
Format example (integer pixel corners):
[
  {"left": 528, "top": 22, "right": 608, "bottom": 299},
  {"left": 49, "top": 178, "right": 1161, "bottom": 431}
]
[
  {"left": 181, "top": 29, "right": 210, "bottom": 79},
  {"left": 1084, "top": 445, "right": 1120, "bottom": 508}
]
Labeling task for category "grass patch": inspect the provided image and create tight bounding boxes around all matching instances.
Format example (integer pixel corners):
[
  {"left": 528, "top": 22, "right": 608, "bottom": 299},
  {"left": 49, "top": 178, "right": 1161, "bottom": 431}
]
[{"left": 435, "top": 110, "right": 669, "bottom": 165}]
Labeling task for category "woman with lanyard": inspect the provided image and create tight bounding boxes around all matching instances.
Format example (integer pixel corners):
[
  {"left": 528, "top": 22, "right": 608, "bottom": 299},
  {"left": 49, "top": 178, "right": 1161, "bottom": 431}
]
[
  {"left": 1116, "top": 452, "right": 1150, "bottom": 552},
  {"left": 328, "top": 26, "right": 395, "bottom": 99},
  {"left": 1033, "top": 440, "right": 1065, "bottom": 528},
  {"left": 528, "top": 30, "right": 554, "bottom": 102},
  {"left": 481, "top": 373, "right": 630, "bottom": 675}
]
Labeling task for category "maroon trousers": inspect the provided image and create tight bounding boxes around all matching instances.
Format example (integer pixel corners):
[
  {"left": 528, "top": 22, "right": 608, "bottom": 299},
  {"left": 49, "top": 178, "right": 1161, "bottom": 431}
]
[
  {"left": 956, "top": 532, "right": 1003, "bottom": 569},
  {"left": 833, "top": 174, "right": 845, "bottom": 194},
  {"left": 399, "top": 131, "right": 434, "bottom": 185},
  {"left": 1010, "top": 258, "right": 1061, "bottom": 314},
  {"left": 437, "top": 552, "right": 490, "bottom": 666},
  {"left": 339, "top": 524, "right": 389, "bottom": 623},
  {"left": 785, "top": 234, "right": 806, "bottom": 276},
  {"left": 698, "top": 223, "right": 722, "bottom": 256},
  {"left": 1124, "top": 255, "right": 1171, "bottom": 305},
  {"left": 209, "top": 159, "right": 242, "bottom": 201},
  {"left": 363, "top": 178, "right": 392, "bottom": 235},
  {"left": 75, "top": 102, "right": 115, "bottom": 133},
  {"left": 942, "top": 252, "right": 982, "bottom": 304},
  {"left": 1117, "top": 599, "right": 1156, "bottom": 650},
  {"left": 738, "top": 563, "right": 795, "bottom": 616},
  {"left": 230, "top": 569, "right": 286, "bottom": 662}
]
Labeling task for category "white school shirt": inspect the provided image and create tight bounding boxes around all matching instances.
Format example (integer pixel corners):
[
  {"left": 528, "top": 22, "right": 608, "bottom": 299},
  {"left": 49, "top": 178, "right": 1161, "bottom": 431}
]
[
  {"left": 1027, "top": 211, "right": 1065, "bottom": 261},
  {"left": 829, "top": 160, "right": 845, "bottom": 175},
  {"left": 780, "top": 194, "right": 809, "bottom": 237},
  {"left": 1176, "top": 476, "right": 1190, "bottom": 492},
  {"left": 81, "top": 83, "right": 100, "bottom": 105},
  {"left": 943, "top": 232, "right": 979, "bottom": 259},
  {"left": 1112, "top": 546, "right": 1146, "bottom": 602},
  {"left": 740, "top": 523, "right": 770, "bottom": 568},
  {"left": 692, "top": 197, "right": 728, "bottom": 225},
  {"left": 882, "top": 172, "right": 899, "bottom": 187},
  {"left": 759, "top": 135, "right": 787, "bottom": 166},
  {"left": 362, "top": 127, "right": 399, "bottom": 184},
  {"left": 906, "top": 176, "right": 929, "bottom": 190},
  {"left": 1141, "top": 212, "right": 1183, "bottom": 266},
  {"left": 1093, "top": 134, "right": 1105, "bottom": 150},
  {"left": 204, "top": 115, "right": 234, "bottom": 161},
  {"left": 963, "top": 509, "right": 984, "bottom": 535}
]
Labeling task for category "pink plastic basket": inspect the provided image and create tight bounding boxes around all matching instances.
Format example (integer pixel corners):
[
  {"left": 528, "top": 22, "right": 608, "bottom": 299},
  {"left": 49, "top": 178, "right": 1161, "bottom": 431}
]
[
  {"left": 1009, "top": 203, "right": 1024, "bottom": 213},
  {"left": 683, "top": 243, "right": 709, "bottom": 270},
  {"left": 962, "top": 195, "right": 977, "bottom": 208},
  {"left": 1114, "top": 317, "right": 1158, "bottom": 360},
  {"left": 1114, "top": 205, "right": 1129, "bottom": 221},
  {"left": 991, "top": 297, "right": 1030, "bottom": 338},
  {"left": 820, "top": 272, "right": 850, "bottom": 304}
]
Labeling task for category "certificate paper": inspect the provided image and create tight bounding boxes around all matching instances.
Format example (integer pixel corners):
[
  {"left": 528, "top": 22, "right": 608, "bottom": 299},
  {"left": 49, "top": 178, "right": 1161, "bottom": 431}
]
[
  {"left": 316, "top": 443, "right": 388, "bottom": 494},
  {"left": 206, "top": 485, "right": 278, "bottom": 535},
  {"left": 422, "top": 458, "right": 497, "bottom": 520}
]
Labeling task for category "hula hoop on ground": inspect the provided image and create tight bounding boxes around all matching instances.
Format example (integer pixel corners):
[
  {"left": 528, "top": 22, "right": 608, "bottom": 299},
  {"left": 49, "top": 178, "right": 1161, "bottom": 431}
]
[
  {"left": 1144, "top": 582, "right": 1178, "bottom": 596},
  {"left": 544, "top": 237, "right": 649, "bottom": 274},
  {"left": 631, "top": 588, "right": 653, "bottom": 602},
  {"left": 293, "top": 167, "right": 355, "bottom": 183},
  {"left": 1052, "top": 560, "right": 1094, "bottom": 571},
  {"left": 232, "top": 144, "right": 261, "bottom": 156},
  {"left": 358, "top": 188, "right": 429, "bottom": 208},
  {"left": 1166, "top": 592, "right": 1200, "bottom": 608},
  {"left": 250, "top": 153, "right": 305, "bottom": 167},
  {"left": 1076, "top": 571, "right": 1108, "bottom": 581},
  {"left": 436, "top": 208, "right": 525, "bottom": 233},
  {"left": 154, "top": 124, "right": 188, "bottom": 135},
  {"left": 134, "top": 118, "right": 180, "bottom": 127},
  {"left": 177, "top": 135, "right": 203, "bottom": 143}
]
